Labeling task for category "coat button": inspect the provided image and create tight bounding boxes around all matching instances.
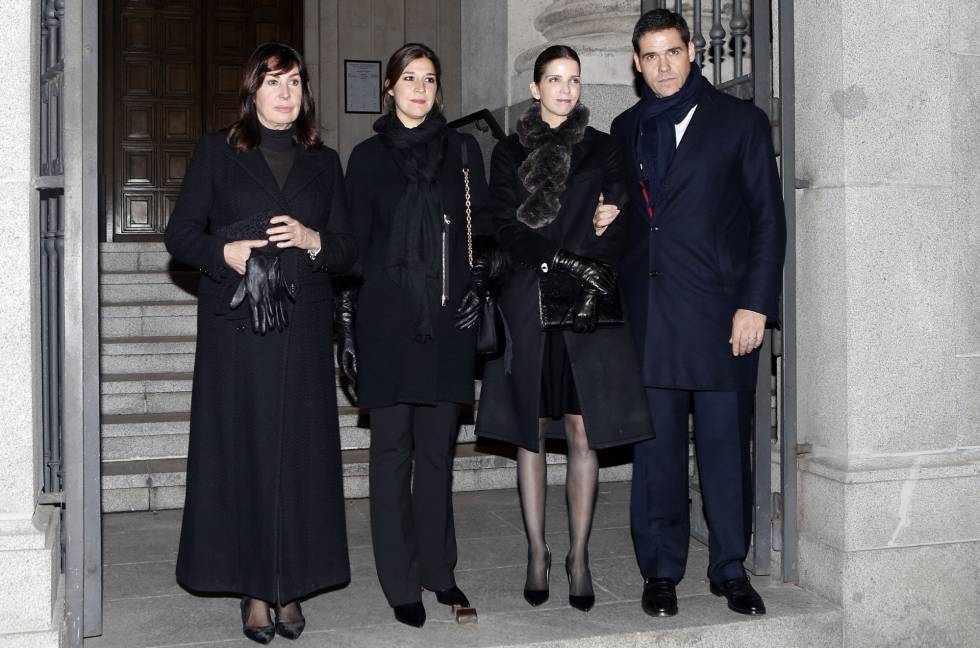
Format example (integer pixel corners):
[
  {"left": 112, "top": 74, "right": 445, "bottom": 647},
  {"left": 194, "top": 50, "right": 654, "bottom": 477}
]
[
  {"left": 236, "top": 323, "right": 246, "bottom": 332},
  {"left": 649, "top": 271, "right": 660, "bottom": 278}
]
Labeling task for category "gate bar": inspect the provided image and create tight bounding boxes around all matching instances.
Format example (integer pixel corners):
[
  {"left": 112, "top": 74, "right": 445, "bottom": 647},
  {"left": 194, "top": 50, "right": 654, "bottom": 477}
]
[
  {"left": 777, "top": 0, "right": 799, "bottom": 585},
  {"left": 62, "top": 0, "right": 103, "bottom": 641}
]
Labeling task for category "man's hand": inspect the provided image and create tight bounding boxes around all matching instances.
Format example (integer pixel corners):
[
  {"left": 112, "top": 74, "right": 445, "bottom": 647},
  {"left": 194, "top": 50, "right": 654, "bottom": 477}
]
[
  {"left": 729, "top": 308, "right": 766, "bottom": 356},
  {"left": 223, "top": 239, "right": 270, "bottom": 275},
  {"left": 592, "top": 193, "right": 620, "bottom": 237}
]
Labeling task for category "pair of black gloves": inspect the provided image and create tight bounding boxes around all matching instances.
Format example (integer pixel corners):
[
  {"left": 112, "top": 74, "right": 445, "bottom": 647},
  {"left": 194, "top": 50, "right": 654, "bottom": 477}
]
[
  {"left": 229, "top": 254, "right": 294, "bottom": 335},
  {"left": 546, "top": 249, "right": 615, "bottom": 334}
]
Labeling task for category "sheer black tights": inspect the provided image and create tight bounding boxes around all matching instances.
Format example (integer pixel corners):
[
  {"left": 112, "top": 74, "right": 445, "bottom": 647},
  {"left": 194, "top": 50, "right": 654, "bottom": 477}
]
[
  {"left": 244, "top": 599, "right": 303, "bottom": 628},
  {"left": 516, "top": 415, "right": 598, "bottom": 597}
]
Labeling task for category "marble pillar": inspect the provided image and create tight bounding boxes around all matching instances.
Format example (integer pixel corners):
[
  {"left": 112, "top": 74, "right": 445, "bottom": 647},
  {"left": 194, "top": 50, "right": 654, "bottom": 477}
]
[{"left": 794, "top": 1, "right": 980, "bottom": 645}]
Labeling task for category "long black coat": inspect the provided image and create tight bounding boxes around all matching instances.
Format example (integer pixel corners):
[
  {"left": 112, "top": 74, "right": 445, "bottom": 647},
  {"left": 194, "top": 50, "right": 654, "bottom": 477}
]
[
  {"left": 345, "top": 129, "right": 490, "bottom": 407},
  {"left": 610, "top": 80, "right": 786, "bottom": 391},
  {"left": 476, "top": 127, "right": 653, "bottom": 451},
  {"left": 165, "top": 132, "right": 355, "bottom": 603}
]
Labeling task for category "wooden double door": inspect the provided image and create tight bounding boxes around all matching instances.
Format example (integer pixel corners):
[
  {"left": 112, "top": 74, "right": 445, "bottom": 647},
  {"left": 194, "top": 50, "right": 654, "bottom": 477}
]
[{"left": 104, "top": 0, "right": 303, "bottom": 240}]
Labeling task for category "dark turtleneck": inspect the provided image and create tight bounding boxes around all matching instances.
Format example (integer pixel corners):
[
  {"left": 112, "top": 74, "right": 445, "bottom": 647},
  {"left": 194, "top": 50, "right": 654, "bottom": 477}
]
[{"left": 258, "top": 123, "right": 297, "bottom": 190}]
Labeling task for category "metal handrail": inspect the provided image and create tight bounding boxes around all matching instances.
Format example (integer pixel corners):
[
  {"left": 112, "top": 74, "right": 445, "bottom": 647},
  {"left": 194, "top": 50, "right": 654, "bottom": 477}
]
[{"left": 448, "top": 109, "right": 506, "bottom": 141}]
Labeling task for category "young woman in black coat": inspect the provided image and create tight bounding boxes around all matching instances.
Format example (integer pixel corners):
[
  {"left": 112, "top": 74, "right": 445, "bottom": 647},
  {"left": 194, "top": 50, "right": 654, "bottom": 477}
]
[
  {"left": 475, "top": 45, "right": 653, "bottom": 612},
  {"left": 164, "top": 43, "right": 355, "bottom": 644},
  {"left": 336, "top": 43, "right": 490, "bottom": 628}
]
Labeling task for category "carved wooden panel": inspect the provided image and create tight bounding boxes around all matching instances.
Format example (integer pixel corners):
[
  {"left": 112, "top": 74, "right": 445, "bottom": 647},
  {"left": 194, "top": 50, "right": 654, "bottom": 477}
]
[{"left": 107, "top": 0, "right": 302, "bottom": 239}]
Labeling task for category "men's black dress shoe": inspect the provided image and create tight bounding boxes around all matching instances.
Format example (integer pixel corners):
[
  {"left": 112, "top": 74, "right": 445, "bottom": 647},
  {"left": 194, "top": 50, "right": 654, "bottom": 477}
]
[
  {"left": 240, "top": 597, "right": 276, "bottom": 644},
  {"left": 641, "top": 578, "right": 678, "bottom": 617},
  {"left": 274, "top": 601, "right": 305, "bottom": 640},
  {"left": 710, "top": 576, "right": 767, "bottom": 615},
  {"left": 433, "top": 585, "right": 470, "bottom": 608},
  {"left": 393, "top": 601, "right": 426, "bottom": 628}
]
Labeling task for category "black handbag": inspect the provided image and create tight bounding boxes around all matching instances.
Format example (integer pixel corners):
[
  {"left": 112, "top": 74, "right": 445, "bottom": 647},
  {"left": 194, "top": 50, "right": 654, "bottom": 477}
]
[
  {"left": 462, "top": 143, "right": 506, "bottom": 356},
  {"left": 538, "top": 266, "right": 624, "bottom": 331}
]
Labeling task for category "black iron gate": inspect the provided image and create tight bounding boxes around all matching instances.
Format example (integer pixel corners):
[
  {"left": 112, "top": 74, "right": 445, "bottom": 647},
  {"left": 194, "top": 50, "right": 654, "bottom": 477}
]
[
  {"left": 641, "top": 0, "right": 798, "bottom": 584},
  {"left": 36, "top": 0, "right": 103, "bottom": 644}
]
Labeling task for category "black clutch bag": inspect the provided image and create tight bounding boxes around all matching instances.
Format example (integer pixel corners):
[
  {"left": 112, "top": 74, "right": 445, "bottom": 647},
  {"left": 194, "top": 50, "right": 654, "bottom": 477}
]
[
  {"left": 538, "top": 269, "right": 624, "bottom": 332},
  {"left": 214, "top": 212, "right": 278, "bottom": 256}
]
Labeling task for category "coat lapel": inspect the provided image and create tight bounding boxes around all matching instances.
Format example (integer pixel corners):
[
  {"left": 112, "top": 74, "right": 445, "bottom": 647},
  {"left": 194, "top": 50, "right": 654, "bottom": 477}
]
[
  {"left": 665, "top": 80, "right": 715, "bottom": 175},
  {"left": 282, "top": 149, "right": 329, "bottom": 203},
  {"left": 223, "top": 147, "right": 287, "bottom": 211}
]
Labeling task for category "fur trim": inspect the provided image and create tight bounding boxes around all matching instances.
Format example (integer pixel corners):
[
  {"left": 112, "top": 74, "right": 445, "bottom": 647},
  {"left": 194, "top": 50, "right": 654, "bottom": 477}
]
[{"left": 515, "top": 102, "right": 589, "bottom": 229}]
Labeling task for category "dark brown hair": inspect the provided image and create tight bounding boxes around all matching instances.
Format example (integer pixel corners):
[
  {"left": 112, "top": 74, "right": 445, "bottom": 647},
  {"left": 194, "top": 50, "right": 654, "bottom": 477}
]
[
  {"left": 227, "top": 42, "right": 321, "bottom": 152},
  {"left": 382, "top": 43, "right": 443, "bottom": 114},
  {"left": 632, "top": 9, "right": 691, "bottom": 52},
  {"left": 532, "top": 45, "right": 581, "bottom": 84}
]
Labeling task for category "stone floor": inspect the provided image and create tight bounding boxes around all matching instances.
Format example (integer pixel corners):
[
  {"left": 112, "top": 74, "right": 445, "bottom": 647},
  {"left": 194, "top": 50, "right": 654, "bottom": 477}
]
[{"left": 87, "top": 482, "right": 841, "bottom": 648}]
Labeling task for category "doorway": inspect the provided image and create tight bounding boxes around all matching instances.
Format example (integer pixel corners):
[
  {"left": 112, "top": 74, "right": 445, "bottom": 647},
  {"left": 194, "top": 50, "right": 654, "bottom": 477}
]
[{"left": 101, "top": 0, "right": 303, "bottom": 241}]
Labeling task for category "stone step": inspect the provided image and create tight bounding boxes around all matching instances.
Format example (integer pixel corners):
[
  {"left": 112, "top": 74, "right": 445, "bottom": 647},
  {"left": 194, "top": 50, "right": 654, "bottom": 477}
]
[
  {"left": 100, "top": 241, "right": 181, "bottom": 273},
  {"left": 100, "top": 336, "right": 197, "bottom": 374},
  {"left": 99, "top": 366, "right": 478, "bottom": 415},
  {"left": 100, "top": 405, "right": 479, "bottom": 458},
  {"left": 100, "top": 271, "right": 199, "bottom": 304},
  {"left": 100, "top": 301, "right": 198, "bottom": 337},
  {"left": 100, "top": 443, "right": 634, "bottom": 512}
]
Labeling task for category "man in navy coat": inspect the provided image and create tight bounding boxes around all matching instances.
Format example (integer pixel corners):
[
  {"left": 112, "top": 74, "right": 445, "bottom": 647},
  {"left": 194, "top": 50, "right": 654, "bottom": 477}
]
[{"left": 610, "top": 9, "right": 786, "bottom": 618}]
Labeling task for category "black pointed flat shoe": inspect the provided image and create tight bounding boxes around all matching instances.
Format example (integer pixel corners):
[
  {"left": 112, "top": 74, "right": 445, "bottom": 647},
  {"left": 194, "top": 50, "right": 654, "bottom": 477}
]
[
  {"left": 393, "top": 601, "right": 426, "bottom": 628},
  {"left": 523, "top": 545, "right": 551, "bottom": 607},
  {"left": 240, "top": 597, "right": 276, "bottom": 644},
  {"left": 710, "top": 575, "right": 767, "bottom": 615},
  {"left": 641, "top": 578, "right": 678, "bottom": 617},
  {"left": 274, "top": 600, "right": 306, "bottom": 640}
]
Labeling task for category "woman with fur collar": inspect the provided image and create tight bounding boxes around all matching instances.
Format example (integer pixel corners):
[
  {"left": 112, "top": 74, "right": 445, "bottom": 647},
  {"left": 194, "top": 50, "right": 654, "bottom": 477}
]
[{"left": 476, "top": 45, "right": 654, "bottom": 612}]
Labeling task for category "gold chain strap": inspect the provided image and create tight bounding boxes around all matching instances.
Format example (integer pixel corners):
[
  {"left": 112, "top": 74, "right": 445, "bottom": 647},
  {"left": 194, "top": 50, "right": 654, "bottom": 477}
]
[{"left": 463, "top": 166, "right": 473, "bottom": 268}]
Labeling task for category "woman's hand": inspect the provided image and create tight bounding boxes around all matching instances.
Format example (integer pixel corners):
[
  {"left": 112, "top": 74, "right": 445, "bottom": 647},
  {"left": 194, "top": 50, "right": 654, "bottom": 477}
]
[
  {"left": 223, "top": 239, "right": 270, "bottom": 275},
  {"left": 592, "top": 193, "right": 620, "bottom": 237},
  {"left": 267, "top": 215, "right": 321, "bottom": 251}
]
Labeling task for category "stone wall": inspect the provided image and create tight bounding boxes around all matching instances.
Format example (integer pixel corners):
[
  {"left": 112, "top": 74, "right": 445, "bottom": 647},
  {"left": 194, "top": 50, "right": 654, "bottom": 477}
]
[
  {"left": 306, "top": 0, "right": 463, "bottom": 164},
  {"left": 0, "top": 1, "right": 62, "bottom": 645},
  {"left": 794, "top": 1, "right": 980, "bottom": 645}
]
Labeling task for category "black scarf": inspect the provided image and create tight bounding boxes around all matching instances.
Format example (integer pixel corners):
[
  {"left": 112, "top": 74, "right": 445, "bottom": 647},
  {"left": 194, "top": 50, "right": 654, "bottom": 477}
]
[
  {"left": 636, "top": 63, "right": 704, "bottom": 196},
  {"left": 374, "top": 110, "right": 448, "bottom": 341},
  {"left": 515, "top": 102, "right": 590, "bottom": 228}
]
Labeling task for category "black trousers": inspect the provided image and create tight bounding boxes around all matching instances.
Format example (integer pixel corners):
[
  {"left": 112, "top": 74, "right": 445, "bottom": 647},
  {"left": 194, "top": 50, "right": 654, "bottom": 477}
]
[
  {"left": 368, "top": 402, "right": 460, "bottom": 606},
  {"left": 631, "top": 388, "right": 754, "bottom": 584}
]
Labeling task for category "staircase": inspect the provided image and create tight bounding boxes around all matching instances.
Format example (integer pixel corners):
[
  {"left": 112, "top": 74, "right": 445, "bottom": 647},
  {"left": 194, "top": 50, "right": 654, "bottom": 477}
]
[{"left": 99, "top": 242, "right": 632, "bottom": 512}]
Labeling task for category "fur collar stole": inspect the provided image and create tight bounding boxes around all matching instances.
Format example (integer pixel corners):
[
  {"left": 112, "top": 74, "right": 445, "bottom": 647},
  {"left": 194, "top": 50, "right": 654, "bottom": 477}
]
[{"left": 515, "top": 102, "right": 589, "bottom": 228}]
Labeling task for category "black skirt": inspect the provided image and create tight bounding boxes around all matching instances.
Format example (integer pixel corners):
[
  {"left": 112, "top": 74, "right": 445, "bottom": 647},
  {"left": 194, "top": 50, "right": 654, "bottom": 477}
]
[{"left": 539, "top": 332, "right": 582, "bottom": 418}]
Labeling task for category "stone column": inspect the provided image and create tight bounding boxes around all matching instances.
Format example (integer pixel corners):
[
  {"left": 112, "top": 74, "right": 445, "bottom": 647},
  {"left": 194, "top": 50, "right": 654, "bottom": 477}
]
[{"left": 794, "top": 1, "right": 980, "bottom": 646}]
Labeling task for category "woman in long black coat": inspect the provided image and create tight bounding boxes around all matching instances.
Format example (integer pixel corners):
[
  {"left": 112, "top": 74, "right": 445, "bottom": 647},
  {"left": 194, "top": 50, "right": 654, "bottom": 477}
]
[
  {"left": 336, "top": 43, "right": 489, "bottom": 629},
  {"left": 476, "top": 45, "right": 653, "bottom": 612},
  {"left": 164, "top": 43, "right": 354, "bottom": 644}
]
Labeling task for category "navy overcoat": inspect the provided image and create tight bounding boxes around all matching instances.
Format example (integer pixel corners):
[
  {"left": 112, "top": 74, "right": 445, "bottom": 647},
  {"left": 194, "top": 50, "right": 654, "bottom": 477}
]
[{"left": 610, "top": 79, "right": 786, "bottom": 391}]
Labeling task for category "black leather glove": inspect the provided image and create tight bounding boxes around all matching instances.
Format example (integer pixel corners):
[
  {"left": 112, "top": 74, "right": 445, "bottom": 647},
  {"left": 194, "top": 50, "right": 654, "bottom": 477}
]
[
  {"left": 229, "top": 255, "right": 287, "bottom": 335},
  {"left": 335, "top": 286, "right": 358, "bottom": 394},
  {"left": 571, "top": 287, "right": 600, "bottom": 334},
  {"left": 550, "top": 249, "right": 615, "bottom": 295},
  {"left": 454, "top": 255, "right": 491, "bottom": 330}
]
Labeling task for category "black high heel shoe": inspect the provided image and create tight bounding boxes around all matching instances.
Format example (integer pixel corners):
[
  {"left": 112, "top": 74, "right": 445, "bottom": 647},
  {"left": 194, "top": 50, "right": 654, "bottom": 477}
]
[
  {"left": 274, "top": 600, "right": 306, "bottom": 640},
  {"left": 432, "top": 585, "right": 478, "bottom": 623},
  {"left": 565, "top": 555, "right": 595, "bottom": 612},
  {"left": 523, "top": 544, "right": 552, "bottom": 607},
  {"left": 240, "top": 597, "right": 276, "bottom": 644}
]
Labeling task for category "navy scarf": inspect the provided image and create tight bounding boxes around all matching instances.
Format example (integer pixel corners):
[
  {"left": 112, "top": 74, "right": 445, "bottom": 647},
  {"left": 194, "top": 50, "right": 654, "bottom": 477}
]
[{"left": 636, "top": 63, "right": 703, "bottom": 196}]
